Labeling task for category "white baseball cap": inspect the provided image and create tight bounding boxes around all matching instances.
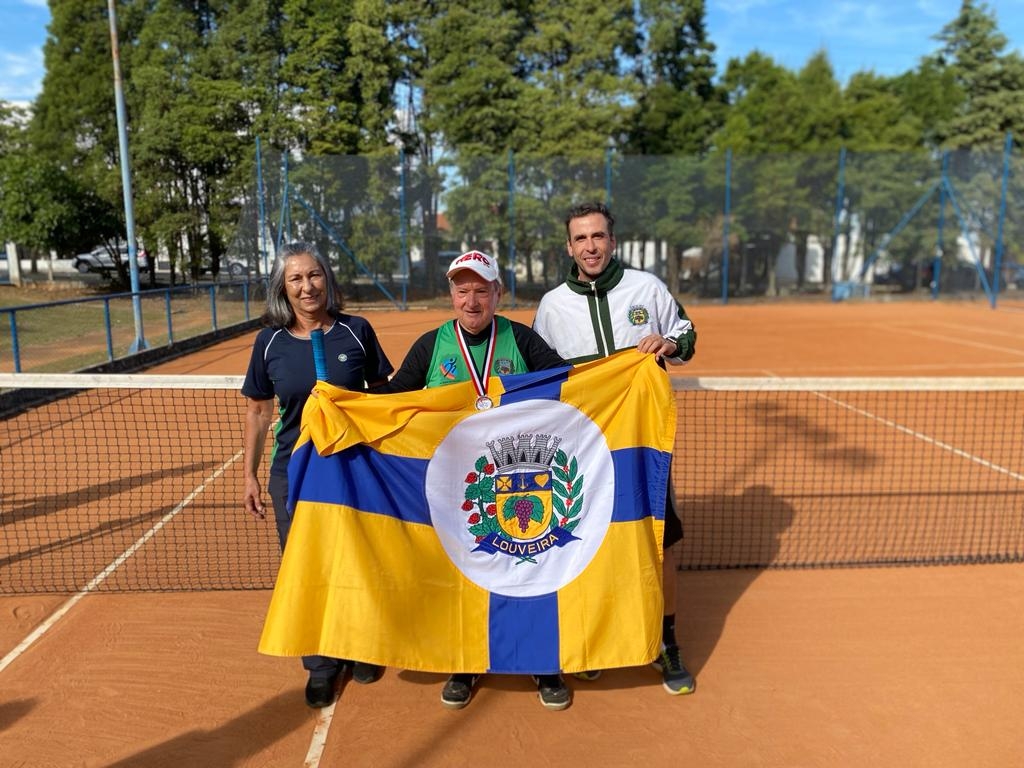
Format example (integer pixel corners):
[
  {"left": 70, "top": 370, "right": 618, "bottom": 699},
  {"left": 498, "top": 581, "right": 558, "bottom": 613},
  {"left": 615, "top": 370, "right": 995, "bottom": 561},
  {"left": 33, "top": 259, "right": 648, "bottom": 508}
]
[{"left": 446, "top": 250, "right": 502, "bottom": 285}]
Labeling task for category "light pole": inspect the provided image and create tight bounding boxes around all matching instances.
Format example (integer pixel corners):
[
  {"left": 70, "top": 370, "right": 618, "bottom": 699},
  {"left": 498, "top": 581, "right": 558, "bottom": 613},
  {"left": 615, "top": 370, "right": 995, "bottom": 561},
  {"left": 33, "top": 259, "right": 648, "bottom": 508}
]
[{"left": 107, "top": 0, "right": 147, "bottom": 352}]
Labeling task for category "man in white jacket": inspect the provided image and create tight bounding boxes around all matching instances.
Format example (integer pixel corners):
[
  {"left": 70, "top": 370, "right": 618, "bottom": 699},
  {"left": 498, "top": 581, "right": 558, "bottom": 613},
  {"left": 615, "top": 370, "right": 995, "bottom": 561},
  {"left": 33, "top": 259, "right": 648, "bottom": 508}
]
[{"left": 533, "top": 201, "right": 697, "bottom": 695}]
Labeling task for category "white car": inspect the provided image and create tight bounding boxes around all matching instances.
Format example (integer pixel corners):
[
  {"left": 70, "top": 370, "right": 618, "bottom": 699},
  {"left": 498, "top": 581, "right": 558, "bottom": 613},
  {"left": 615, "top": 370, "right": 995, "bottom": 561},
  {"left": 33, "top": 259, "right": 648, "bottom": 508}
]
[
  {"left": 73, "top": 245, "right": 149, "bottom": 276},
  {"left": 225, "top": 258, "right": 250, "bottom": 277}
]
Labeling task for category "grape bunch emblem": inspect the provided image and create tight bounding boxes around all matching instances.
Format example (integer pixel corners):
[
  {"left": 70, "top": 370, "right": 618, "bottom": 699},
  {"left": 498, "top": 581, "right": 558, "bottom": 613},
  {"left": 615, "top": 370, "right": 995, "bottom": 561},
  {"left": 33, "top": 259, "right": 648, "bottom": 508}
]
[{"left": 462, "top": 437, "right": 584, "bottom": 564}]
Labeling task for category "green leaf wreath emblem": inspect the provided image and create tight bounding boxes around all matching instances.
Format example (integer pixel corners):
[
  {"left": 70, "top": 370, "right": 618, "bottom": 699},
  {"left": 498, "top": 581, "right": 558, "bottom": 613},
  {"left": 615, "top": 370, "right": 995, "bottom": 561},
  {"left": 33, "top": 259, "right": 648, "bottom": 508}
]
[
  {"left": 550, "top": 448, "right": 584, "bottom": 534},
  {"left": 461, "top": 448, "right": 584, "bottom": 542}
]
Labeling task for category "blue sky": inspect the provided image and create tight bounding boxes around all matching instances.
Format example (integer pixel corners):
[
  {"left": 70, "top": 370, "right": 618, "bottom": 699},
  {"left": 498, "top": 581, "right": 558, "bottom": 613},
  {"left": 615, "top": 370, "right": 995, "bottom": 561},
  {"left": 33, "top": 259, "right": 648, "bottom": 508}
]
[
  {"left": 2, "top": 0, "right": 1024, "bottom": 105},
  {"left": 707, "top": 0, "right": 1024, "bottom": 82}
]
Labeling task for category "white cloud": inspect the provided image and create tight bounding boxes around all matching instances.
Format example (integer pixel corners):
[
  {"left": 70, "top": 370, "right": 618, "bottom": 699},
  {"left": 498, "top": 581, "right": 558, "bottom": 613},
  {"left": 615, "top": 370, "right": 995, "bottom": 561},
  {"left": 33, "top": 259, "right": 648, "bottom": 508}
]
[
  {"left": 713, "top": 0, "right": 774, "bottom": 13},
  {"left": 0, "top": 49, "right": 43, "bottom": 104}
]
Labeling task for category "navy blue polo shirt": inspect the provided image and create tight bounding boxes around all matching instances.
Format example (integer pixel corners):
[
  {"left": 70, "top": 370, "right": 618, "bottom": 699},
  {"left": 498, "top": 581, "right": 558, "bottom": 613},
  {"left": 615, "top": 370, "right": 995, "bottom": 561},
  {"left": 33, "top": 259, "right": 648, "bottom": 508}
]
[{"left": 242, "top": 315, "right": 393, "bottom": 475}]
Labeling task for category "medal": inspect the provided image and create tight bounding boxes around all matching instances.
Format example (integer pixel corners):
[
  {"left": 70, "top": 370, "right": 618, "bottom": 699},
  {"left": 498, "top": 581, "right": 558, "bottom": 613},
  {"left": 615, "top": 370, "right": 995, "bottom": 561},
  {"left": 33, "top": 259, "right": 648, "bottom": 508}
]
[{"left": 455, "top": 318, "right": 497, "bottom": 411}]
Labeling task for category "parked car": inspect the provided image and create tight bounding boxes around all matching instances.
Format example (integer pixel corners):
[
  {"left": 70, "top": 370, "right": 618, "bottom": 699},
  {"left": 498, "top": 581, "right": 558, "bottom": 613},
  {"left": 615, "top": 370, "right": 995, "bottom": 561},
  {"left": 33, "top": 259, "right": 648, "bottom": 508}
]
[
  {"left": 72, "top": 245, "right": 149, "bottom": 276},
  {"left": 225, "top": 258, "right": 250, "bottom": 277},
  {"left": 872, "top": 261, "right": 919, "bottom": 292},
  {"left": 1003, "top": 262, "right": 1024, "bottom": 287},
  {"left": 181, "top": 256, "right": 250, "bottom": 277}
]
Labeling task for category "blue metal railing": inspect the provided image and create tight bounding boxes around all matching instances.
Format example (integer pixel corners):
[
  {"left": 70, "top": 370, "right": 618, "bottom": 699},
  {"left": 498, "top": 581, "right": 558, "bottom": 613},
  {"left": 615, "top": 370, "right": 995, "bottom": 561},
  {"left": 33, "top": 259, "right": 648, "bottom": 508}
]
[{"left": 1, "top": 280, "right": 259, "bottom": 373}]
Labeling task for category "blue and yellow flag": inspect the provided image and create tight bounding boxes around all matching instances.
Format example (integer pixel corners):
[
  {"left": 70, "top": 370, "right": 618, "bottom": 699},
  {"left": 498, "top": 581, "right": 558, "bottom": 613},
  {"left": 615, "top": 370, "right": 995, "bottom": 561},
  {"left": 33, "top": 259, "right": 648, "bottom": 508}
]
[{"left": 258, "top": 350, "right": 675, "bottom": 675}]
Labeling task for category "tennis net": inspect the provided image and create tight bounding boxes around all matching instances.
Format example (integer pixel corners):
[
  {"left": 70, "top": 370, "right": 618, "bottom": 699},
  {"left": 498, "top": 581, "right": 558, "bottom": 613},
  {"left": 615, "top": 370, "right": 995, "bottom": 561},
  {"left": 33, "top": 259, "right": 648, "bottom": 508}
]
[{"left": 2, "top": 374, "right": 1022, "bottom": 593}]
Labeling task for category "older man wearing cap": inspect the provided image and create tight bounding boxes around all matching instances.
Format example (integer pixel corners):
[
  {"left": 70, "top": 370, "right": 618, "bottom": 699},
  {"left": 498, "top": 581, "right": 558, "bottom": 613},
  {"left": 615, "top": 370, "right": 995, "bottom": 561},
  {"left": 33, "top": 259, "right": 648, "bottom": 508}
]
[{"left": 372, "top": 250, "right": 571, "bottom": 710}]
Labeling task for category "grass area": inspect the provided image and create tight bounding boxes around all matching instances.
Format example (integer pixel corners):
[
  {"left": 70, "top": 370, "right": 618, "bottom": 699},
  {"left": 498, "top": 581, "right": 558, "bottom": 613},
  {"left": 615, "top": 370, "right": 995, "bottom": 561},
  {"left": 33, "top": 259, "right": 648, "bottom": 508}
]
[{"left": 1, "top": 281, "right": 260, "bottom": 373}]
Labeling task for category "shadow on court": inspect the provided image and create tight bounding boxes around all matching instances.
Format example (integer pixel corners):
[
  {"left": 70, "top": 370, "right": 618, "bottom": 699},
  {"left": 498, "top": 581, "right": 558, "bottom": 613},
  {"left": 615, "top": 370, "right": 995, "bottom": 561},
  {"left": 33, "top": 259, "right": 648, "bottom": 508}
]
[
  {"left": 679, "top": 484, "right": 794, "bottom": 678},
  {"left": 0, "top": 698, "right": 37, "bottom": 734},
  {"left": 99, "top": 691, "right": 307, "bottom": 768}
]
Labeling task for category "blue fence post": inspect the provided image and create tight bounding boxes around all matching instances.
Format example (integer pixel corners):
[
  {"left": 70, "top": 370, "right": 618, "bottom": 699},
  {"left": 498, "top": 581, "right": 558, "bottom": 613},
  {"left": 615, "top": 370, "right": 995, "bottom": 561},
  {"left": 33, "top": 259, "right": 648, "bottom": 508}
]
[
  {"left": 508, "top": 148, "right": 517, "bottom": 309},
  {"left": 277, "top": 153, "right": 289, "bottom": 252},
  {"left": 605, "top": 148, "right": 613, "bottom": 206},
  {"left": 933, "top": 152, "right": 948, "bottom": 300},
  {"left": 209, "top": 285, "right": 218, "bottom": 330},
  {"left": 831, "top": 147, "right": 847, "bottom": 297},
  {"left": 942, "top": 172, "right": 995, "bottom": 304},
  {"left": 164, "top": 290, "right": 174, "bottom": 345},
  {"left": 400, "top": 147, "right": 408, "bottom": 310},
  {"left": 243, "top": 282, "right": 250, "bottom": 321},
  {"left": 256, "top": 136, "right": 269, "bottom": 277},
  {"left": 103, "top": 299, "right": 114, "bottom": 361},
  {"left": 993, "top": 132, "right": 1012, "bottom": 306},
  {"left": 721, "top": 149, "right": 732, "bottom": 304},
  {"left": 8, "top": 311, "right": 21, "bottom": 373}
]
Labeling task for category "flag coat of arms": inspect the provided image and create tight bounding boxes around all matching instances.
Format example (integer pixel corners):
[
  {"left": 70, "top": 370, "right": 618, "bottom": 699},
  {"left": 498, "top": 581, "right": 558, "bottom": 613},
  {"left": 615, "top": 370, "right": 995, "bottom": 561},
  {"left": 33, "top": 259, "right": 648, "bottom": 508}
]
[{"left": 258, "top": 350, "right": 676, "bottom": 674}]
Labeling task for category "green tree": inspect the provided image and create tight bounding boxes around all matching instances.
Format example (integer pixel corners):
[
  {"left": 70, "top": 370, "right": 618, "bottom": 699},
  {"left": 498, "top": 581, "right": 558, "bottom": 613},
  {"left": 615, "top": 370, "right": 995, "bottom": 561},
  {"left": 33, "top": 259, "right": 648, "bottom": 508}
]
[
  {"left": 932, "top": 0, "right": 1024, "bottom": 149},
  {"left": 2, "top": 99, "right": 113, "bottom": 261},
  {"left": 888, "top": 59, "right": 963, "bottom": 149},
  {"left": 413, "top": 1, "right": 530, "bottom": 153},
  {"left": 128, "top": 0, "right": 258, "bottom": 281},
  {"left": 844, "top": 72, "right": 928, "bottom": 151},
  {"left": 627, "top": 0, "right": 722, "bottom": 155},
  {"left": 713, "top": 52, "right": 803, "bottom": 153},
  {"left": 29, "top": 0, "right": 137, "bottom": 270},
  {"left": 711, "top": 52, "right": 852, "bottom": 294},
  {"left": 348, "top": 0, "right": 399, "bottom": 151},
  {"left": 274, "top": 0, "right": 394, "bottom": 156},
  {"left": 518, "top": 0, "right": 638, "bottom": 153},
  {"left": 923, "top": 2, "right": 1024, "bottom": 282}
]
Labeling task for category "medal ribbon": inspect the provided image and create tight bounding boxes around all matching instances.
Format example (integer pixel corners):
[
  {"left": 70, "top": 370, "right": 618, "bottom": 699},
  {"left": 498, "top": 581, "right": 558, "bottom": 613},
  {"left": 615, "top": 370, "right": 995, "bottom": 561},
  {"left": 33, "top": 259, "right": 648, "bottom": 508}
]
[{"left": 454, "top": 318, "right": 496, "bottom": 402}]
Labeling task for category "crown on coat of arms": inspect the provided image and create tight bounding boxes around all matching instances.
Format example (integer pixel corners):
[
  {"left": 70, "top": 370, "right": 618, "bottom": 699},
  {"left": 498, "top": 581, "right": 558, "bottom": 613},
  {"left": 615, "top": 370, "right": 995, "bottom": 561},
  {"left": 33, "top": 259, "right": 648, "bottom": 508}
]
[{"left": 486, "top": 433, "right": 562, "bottom": 471}]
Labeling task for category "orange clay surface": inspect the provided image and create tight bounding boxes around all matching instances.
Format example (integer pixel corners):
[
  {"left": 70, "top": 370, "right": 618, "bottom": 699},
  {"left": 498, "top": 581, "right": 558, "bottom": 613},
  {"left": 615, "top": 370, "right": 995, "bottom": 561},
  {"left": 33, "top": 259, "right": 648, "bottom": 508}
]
[{"left": 2, "top": 299, "right": 1024, "bottom": 766}]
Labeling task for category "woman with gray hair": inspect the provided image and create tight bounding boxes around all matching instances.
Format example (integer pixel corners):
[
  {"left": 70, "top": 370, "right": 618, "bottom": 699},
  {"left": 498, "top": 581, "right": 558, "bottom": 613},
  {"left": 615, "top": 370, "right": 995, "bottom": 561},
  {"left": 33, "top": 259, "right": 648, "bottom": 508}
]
[{"left": 241, "top": 241, "right": 394, "bottom": 708}]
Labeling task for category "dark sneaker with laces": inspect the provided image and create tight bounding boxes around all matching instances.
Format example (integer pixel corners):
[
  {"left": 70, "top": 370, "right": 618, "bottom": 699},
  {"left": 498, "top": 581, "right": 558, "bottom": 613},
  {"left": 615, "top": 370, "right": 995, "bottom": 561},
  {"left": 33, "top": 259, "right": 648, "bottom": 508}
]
[
  {"left": 305, "top": 673, "right": 339, "bottom": 708},
  {"left": 441, "top": 673, "right": 479, "bottom": 709},
  {"left": 352, "top": 662, "right": 383, "bottom": 684},
  {"left": 652, "top": 644, "right": 696, "bottom": 695},
  {"left": 534, "top": 674, "right": 571, "bottom": 711}
]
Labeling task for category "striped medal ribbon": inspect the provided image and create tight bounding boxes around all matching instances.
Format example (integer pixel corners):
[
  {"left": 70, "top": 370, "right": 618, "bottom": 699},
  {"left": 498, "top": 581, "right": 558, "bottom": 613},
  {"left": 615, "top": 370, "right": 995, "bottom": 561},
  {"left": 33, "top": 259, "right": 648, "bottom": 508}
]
[{"left": 454, "top": 318, "right": 497, "bottom": 410}]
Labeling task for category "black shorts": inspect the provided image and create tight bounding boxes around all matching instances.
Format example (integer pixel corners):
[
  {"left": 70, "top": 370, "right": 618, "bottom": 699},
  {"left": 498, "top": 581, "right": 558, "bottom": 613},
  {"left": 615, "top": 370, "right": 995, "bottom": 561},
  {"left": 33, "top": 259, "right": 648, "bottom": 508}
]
[{"left": 663, "top": 484, "right": 683, "bottom": 549}]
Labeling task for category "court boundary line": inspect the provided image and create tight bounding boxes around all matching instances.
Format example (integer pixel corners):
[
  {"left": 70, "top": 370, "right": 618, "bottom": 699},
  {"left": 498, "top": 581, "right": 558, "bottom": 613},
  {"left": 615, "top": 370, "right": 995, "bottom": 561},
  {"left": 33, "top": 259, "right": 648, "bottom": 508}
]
[
  {"left": 672, "top": 376, "right": 1024, "bottom": 391},
  {"left": 305, "top": 706, "right": 336, "bottom": 768},
  {"left": 814, "top": 391, "right": 1024, "bottom": 482},
  {"left": 0, "top": 449, "right": 243, "bottom": 674}
]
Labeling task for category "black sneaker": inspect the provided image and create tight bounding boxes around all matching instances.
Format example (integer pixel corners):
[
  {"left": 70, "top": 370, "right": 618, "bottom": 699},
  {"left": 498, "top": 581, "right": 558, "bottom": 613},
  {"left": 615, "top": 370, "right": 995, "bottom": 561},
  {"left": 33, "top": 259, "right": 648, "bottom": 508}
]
[
  {"left": 534, "top": 674, "right": 571, "bottom": 711},
  {"left": 652, "top": 644, "right": 696, "bottom": 695},
  {"left": 352, "top": 662, "right": 383, "bottom": 684},
  {"left": 304, "top": 673, "right": 338, "bottom": 708},
  {"left": 440, "top": 673, "right": 479, "bottom": 709}
]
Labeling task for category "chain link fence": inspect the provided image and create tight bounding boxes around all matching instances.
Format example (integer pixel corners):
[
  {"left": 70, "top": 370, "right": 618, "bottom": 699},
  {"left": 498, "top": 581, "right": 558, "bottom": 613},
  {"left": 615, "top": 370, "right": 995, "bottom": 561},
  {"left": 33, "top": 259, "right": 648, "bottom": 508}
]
[{"left": 223, "top": 141, "right": 1023, "bottom": 307}]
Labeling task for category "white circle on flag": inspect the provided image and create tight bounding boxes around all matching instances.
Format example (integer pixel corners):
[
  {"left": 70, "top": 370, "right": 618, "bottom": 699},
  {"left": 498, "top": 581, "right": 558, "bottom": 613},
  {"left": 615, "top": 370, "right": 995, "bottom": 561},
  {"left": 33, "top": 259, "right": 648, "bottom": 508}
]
[{"left": 425, "top": 399, "right": 614, "bottom": 598}]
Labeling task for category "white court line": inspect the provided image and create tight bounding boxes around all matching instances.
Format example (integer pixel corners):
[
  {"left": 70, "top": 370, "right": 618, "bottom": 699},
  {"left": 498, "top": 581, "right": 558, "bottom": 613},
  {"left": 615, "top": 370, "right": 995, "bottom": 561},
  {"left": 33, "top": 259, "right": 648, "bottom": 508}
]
[
  {"left": 913, "top": 320, "right": 1024, "bottom": 342},
  {"left": 889, "top": 326, "right": 1024, "bottom": 358},
  {"left": 0, "top": 449, "right": 244, "bottom": 675},
  {"left": 813, "top": 392, "right": 1024, "bottom": 482},
  {"left": 0, "top": 437, "right": 335, "bottom": 767},
  {"left": 304, "top": 704, "right": 336, "bottom": 768}
]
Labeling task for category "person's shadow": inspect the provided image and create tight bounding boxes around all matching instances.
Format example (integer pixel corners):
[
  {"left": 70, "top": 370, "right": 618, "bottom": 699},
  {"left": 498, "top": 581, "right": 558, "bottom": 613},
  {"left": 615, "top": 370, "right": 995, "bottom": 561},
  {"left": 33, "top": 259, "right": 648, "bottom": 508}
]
[
  {"left": 676, "top": 484, "right": 795, "bottom": 677},
  {"left": 98, "top": 691, "right": 307, "bottom": 767},
  {"left": 672, "top": 388, "right": 885, "bottom": 676},
  {"left": 0, "top": 698, "right": 36, "bottom": 733}
]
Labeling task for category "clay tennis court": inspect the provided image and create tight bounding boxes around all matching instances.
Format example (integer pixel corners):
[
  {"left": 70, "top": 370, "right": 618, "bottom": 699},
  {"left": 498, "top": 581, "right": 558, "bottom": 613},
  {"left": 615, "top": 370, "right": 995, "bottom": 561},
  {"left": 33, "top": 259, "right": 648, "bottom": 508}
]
[{"left": 2, "top": 299, "right": 1023, "bottom": 766}]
